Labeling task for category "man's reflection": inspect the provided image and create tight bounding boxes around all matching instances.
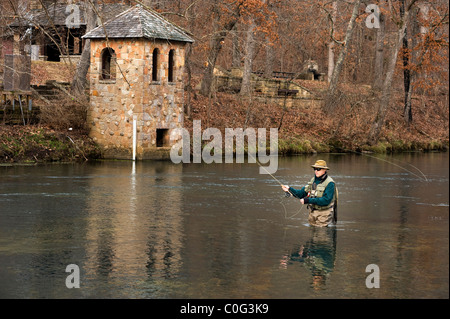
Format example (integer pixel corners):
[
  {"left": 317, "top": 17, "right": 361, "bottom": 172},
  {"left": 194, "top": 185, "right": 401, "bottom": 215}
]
[{"left": 280, "top": 227, "right": 337, "bottom": 289}]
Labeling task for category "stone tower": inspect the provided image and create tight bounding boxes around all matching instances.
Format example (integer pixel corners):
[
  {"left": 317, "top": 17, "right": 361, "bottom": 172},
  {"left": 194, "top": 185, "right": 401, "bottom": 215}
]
[{"left": 83, "top": 5, "right": 193, "bottom": 159}]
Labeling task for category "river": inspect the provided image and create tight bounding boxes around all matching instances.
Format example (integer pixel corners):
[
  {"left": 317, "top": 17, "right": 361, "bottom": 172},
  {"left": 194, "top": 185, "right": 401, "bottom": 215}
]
[{"left": 0, "top": 152, "right": 448, "bottom": 298}]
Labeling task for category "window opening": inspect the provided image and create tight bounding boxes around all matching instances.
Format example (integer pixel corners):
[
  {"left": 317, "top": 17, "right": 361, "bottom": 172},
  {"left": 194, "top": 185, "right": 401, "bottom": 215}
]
[
  {"left": 168, "top": 49, "right": 175, "bottom": 82},
  {"left": 101, "top": 47, "right": 116, "bottom": 80},
  {"left": 152, "top": 48, "right": 159, "bottom": 82},
  {"left": 156, "top": 129, "right": 169, "bottom": 147}
]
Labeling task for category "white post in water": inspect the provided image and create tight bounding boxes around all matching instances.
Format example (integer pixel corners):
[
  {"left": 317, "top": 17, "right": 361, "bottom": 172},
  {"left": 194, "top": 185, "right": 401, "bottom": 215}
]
[{"left": 132, "top": 115, "right": 137, "bottom": 161}]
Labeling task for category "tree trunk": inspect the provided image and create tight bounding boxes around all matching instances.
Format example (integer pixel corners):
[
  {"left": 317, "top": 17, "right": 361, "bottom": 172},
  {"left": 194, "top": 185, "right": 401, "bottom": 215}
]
[
  {"left": 404, "top": 84, "right": 413, "bottom": 124},
  {"left": 369, "top": 3, "right": 412, "bottom": 143},
  {"left": 184, "top": 13, "right": 196, "bottom": 118},
  {"left": 327, "top": 42, "right": 335, "bottom": 83},
  {"left": 401, "top": 0, "right": 413, "bottom": 125},
  {"left": 232, "top": 24, "right": 241, "bottom": 68},
  {"left": 240, "top": 21, "right": 256, "bottom": 97},
  {"left": 264, "top": 38, "right": 274, "bottom": 79},
  {"left": 327, "top": 1, "right": 337, "bottom": 83},
  {"left": 402, "top": 30, "right": 413, "bottom": 125},
  {"left": 185, "top": 42, "right": 193, "bottom": 118},
  {"left": 373, "top": 12, "right": 385, "bottom": 91},
  {"left": 352, "top": 26, "right": 362, "bottom": 82},
  {"left": 416, "top": 3, "right": 430, "bottom": 94},
  {"left": 404, "top": 5, "right": 420, "bottom": 124},
  {"left": 324, "top": 0, "right": 361, "bottom": 113},
  {"left": 70, "top": 0, "right": 97, "bottom": 96},
  {"left": 200, "top": 14, "right": 237, "bottom": 97}
]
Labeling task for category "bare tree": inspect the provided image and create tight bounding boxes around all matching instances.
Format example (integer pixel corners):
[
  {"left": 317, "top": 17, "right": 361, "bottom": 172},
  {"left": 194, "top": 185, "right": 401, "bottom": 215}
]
[
  {"left": 369, "top": 0, "right": 419, "bottom": 143},
  {"left": 231, "top": 23, "right": 241, "bottom": 68},
  {"left": 324, "top": 0, "right": 361, "bottom": 113},
  {"left": 263, "top": 0, "right": 275, "bottom": 79},
  {"left": 240, "top": 19, "right": 256, "bottom": 96},
  {"left": 263, "top": 37, "right": 274, "bottom": 78},
  {"left": 327, "top": 0, "right": 337, "bottom": 83},
  {"left": 200, "top": 1, "right": 238, "bottom": 97},
  {"left": 373, "top": 11, "right": 386, "bottom": 90},
  {"left": 402, "top": 1, "right": 415, "bottom": 125},
  {"left": 71, "top": 0, "right": 98, "bottom": 96}
]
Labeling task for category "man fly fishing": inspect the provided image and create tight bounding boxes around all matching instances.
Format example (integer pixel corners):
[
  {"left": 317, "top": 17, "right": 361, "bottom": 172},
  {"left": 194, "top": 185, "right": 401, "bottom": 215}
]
[{"left": 282, "top": 160, "right": 338, "bottom": 227}]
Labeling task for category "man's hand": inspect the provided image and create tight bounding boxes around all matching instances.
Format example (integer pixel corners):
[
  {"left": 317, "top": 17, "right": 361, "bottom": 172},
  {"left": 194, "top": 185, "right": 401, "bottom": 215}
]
[
  {"left": 300, "top": 198, "right": 305, "bottom": 204},
  {"left": 281, "top": 185, "right": 290, "bottom": 193}
]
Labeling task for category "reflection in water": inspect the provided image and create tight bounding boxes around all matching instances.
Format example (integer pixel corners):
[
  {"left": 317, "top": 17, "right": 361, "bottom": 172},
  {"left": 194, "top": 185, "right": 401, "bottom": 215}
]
[
  {"left": 83, "top": 161, "right": 184, "bottom": 295},
  {"left": 0, "top": 152, "right": 448, "bottom": 298},
  {"left": 281, "top": 227, "right": 337, "bottom": 290}
]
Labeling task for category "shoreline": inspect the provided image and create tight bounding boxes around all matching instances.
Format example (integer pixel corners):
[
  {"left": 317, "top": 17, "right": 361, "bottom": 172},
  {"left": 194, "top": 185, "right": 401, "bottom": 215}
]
[
  {"left": 277, "top": 136, "right": 449, "bottom": 155},
  {"left": 1, "top": 125, "right": 447, "bottom": 164},
  {"left": 0, "top": 126, "right": 102, "bottom": 164}
]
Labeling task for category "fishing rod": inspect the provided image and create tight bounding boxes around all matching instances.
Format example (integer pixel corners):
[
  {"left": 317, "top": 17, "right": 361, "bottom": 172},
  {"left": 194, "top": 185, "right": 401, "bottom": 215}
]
[
  {"left": 347, "top": 150, "right": 429, "bottom": 182},
  {"left": 247, "top": 151, "right": 307, "bottom": 219},
  {"left": 249, "top": 148, "right": 428, "bottom": 195},
  {"left": 246, "top": 151, "right": 294, "bottom": 197},
  {"left": 247, "top": 147, "right": 429, "bottom": 221}
]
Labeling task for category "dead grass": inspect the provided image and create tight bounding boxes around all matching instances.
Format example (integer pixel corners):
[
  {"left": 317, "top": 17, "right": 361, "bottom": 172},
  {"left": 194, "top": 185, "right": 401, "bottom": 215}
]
[
  {"left": 38, "top": 92, "right": 89, "bottom": 131},
  {"left": 184, "top": 87, "right": 449, "bottom": 153},
  {"left": 0, "top": 125, "right": 101, "bottom": 163},
  {"left": 31, "top": 60, "right": 76, "bottom": 86}
]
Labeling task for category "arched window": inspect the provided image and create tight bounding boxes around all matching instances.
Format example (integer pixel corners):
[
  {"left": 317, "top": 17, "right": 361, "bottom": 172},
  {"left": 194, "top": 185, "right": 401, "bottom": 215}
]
[
  {"left": 152, "top": 48, "right": 159, "bottom": 82},
  {"left": 101, "top": 47, "right": 116, "bottom": 80},
  {"left": 168, "top": 49, "right": 175, "bottom": 83}
]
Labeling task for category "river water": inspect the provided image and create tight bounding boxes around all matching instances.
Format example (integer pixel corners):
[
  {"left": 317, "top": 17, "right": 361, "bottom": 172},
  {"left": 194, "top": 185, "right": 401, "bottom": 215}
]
[{"left": 0, "top": 152, "right": 448, "bottom": 299}]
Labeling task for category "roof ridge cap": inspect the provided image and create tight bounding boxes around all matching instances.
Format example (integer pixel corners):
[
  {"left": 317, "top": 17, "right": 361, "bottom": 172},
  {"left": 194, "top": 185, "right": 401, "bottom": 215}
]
[
  {"left": 83, "top": 5, "right": 135, "bottom": 39},
  {"left": 135, "top": 3, "right": 194, "bottom": 39},
  {"left": 83, "top": 4, "right": 193, "bottom": 42}
]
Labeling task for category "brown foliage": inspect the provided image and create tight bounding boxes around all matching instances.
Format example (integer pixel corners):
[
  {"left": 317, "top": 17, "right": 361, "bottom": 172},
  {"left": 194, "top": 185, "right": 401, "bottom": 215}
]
[
  {"left": 0, "top": 124, "right": 101, "bottom": 163},
  {"left": 185, "top": 85, "right": 449, "bottom": 152},
  {"left": 38, "top": 92, "right": 89, "bottom": 131}
]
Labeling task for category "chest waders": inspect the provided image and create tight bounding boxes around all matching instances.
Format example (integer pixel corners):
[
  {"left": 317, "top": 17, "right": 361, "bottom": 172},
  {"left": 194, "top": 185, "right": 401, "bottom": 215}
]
[{"left": 305, "top": 176, "right": 338, "bottom": 223}]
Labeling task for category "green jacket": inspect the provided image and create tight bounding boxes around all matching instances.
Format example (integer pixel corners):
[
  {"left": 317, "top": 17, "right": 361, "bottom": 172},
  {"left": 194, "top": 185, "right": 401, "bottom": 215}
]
[{"left": 288, "top": 174, "right": 336, "bottom": 211}]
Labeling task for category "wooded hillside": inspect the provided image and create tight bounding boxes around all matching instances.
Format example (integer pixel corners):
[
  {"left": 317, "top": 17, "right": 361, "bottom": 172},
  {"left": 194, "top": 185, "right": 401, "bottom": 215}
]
[{"left": 1, "top": 0, "right": 448, "bottom": 157}]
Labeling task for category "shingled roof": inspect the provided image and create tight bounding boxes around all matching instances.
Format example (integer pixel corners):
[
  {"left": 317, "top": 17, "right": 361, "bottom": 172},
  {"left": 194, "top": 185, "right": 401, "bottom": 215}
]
[
  {"left": 9, "top": 3, "right": 129, "bottom": 27},
  {"left": 82, "top": 5, "right": 194, "bottom": 43}
]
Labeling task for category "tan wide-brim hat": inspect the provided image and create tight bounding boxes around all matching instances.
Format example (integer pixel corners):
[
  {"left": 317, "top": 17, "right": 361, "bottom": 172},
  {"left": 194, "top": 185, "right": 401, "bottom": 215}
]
[{"left": 311, "top": 160, "right": 330, "bottom": 170}]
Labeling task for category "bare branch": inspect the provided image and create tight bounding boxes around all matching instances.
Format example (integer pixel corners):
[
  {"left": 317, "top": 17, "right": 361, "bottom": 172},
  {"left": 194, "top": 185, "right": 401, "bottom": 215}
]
[{"left": 318, "top": 3, "right": 345, "bottom": 46}]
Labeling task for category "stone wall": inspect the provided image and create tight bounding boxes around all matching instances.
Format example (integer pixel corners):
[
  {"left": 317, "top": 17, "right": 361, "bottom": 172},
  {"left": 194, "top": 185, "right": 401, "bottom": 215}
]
[
  {"left": 213, "top": 67, "right": 314, "bottom": 100},
  {"left": 254, "top": 95, "right": 324, "bottom": 109},
  {"left": 88, "top": 38, "right": 186, "bottom": 160}
]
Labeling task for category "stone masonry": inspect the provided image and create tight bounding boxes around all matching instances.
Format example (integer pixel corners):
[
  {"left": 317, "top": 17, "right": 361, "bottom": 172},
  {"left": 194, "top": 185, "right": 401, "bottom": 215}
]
[{"left": 83, "top": 5, "right": 193, "bottom": 160}]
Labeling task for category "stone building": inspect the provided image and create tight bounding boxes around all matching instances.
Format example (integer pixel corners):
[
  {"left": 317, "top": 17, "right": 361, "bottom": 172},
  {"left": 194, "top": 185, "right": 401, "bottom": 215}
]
[
  {"left": 3, "top": 0, "right": 129, "bottom": 62},
  {"left": 82, "top": 4, "right": 193, "bottom": 159}
]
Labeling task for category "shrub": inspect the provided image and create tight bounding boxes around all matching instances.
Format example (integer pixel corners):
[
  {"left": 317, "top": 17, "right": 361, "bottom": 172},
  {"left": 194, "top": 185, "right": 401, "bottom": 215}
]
[{"left": 39, "top": 91, "right": 89, "bottom": 131}]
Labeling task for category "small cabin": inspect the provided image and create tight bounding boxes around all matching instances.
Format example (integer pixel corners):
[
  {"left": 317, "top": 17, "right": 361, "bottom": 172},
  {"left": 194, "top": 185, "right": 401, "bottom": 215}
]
[
  {"left": 4, "top": 1, "right": 129, "bottom": 63},
  {"left": 83, "top": 5, "right": 193, "bottom": 160}
]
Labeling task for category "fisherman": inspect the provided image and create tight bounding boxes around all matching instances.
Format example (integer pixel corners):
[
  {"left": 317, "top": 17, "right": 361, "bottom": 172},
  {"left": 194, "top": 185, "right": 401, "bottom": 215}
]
[{"left": 282, "top": 160, "right": 337, "bottom": 227}]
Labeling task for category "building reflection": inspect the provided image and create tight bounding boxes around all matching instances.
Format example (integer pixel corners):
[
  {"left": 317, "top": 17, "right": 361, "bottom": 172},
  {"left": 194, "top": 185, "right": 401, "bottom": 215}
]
[
  {"left": 280, "top": 227, "right": 337, "bottom": 290},
  {"left": 83, "top": 161, "right": 184, "bottom": 290}
]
